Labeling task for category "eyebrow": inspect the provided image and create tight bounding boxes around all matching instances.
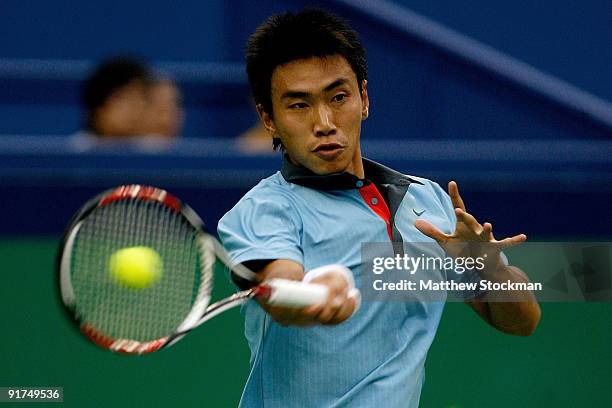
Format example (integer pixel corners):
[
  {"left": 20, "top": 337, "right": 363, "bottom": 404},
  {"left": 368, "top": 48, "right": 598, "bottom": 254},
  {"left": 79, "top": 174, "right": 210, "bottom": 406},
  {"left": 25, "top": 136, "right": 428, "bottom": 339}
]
[{"left": 280, "top": 77, "right": 350, "bottom": 100}]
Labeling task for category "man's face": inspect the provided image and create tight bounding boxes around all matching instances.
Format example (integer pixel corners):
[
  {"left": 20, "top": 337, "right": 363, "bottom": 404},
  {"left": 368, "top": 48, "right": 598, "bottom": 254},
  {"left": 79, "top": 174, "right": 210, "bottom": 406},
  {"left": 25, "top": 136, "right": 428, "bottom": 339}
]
[{"left": 261, "top": 54, "right": 369, "bottom": 176}]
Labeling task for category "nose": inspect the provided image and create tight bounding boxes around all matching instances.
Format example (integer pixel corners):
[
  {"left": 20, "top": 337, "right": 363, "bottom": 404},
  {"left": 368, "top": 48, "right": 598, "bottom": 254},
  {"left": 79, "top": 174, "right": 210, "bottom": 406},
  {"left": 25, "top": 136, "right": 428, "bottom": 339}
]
[{"left": 313, "top": 104, "right": 336, "bottom": 137}]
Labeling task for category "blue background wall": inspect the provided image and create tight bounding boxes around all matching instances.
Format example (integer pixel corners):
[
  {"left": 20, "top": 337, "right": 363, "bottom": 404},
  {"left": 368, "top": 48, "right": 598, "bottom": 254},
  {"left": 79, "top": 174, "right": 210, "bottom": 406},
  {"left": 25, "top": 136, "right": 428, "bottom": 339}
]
[
  {"left": 1, "top": 0, "right": 610, "bottom": 237},
  {"left": 1, "top": 0, "right": 610, "bottom": 139},
  {"left": 393, "top": 0, "right": 612, "bottom": 102}
]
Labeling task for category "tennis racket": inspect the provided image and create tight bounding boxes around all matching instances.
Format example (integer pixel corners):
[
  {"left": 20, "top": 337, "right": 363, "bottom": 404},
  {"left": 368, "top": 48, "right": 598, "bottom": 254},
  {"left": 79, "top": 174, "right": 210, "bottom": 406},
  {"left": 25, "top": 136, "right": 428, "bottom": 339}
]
[{"left": 57, "top": 184, "right": 329, "bottom": 355}]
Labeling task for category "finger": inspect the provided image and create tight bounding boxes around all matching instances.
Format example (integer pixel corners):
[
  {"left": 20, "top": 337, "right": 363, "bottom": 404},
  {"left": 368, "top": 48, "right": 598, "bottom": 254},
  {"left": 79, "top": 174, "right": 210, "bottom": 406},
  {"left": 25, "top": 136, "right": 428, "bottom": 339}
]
[
  {"left": 316, "top": 288, "right": 348, "bottom": 324},
  {"left": 326, "top": 296, "right": 356, "bottom": 325},
  {"left": 415, "top": 219, "right": 449, "bottom": 243},
  {"left": 496, "top": 234, "right": 527, "bottom": 249},
  {"left": 303, "top": 304, "right": 324, "bottom": 315},
  {"left": 292, "top": 304, "right": 327, "bottom": 326},
  {"left": 480, "top": 222, "right": 493, "bottom": 241},
  {"left": 316, "top": 293, "right": 346, "bottom": 324},
  {"left": 455, "top": 208, "right": 483, "bottom": 235},
  {"left": 448, "top": 181, "right": 466, "bottom": 211}
]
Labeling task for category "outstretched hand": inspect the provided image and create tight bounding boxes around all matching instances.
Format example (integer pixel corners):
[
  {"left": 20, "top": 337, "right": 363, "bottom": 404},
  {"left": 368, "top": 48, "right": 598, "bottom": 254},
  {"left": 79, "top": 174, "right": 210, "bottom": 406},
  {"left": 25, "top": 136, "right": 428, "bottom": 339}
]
[{"left": 415, "top": 181, "right": 526, "bottom": 274}]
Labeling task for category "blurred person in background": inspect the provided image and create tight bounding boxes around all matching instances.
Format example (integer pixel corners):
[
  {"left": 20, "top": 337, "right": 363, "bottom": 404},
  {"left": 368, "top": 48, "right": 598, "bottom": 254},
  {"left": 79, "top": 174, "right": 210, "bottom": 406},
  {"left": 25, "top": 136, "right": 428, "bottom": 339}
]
[
  {"left": 235, "top": 122, "right": 274, "bottom": 154},
  {"left": 140, "top": 75, "right": 184, "bottom": 139},
  {"left": 81, "top": 56, "right": 150, "bottom": 138},
  {"left": 72, "top": 56, "right": 179, "bottom": 152}
]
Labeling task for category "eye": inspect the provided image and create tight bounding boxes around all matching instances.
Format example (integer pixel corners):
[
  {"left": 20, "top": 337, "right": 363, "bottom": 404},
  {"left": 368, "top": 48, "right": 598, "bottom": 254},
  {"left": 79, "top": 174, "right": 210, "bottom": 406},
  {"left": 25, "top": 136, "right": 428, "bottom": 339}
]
[
  {"left": 288, "top": 102, "right": 308, "bottom": 110},
  {"left": 332, "top": 93, "right": 347, "bottom": 103}
]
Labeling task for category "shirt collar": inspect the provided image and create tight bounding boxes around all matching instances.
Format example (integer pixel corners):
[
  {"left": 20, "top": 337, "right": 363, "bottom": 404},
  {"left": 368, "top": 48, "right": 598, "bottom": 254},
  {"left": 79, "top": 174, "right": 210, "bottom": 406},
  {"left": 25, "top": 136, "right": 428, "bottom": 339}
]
[{"left": 280, "top": 154, "right": 423, "bottom": 190}]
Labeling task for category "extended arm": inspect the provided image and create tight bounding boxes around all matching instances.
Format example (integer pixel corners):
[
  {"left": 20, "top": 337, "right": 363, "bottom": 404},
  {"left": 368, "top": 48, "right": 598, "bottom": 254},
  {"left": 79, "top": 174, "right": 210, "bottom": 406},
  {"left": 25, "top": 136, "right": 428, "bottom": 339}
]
[
  {"left": 248, "top": 259, "right": 358, "bottom": 326},
  {"left": 416, "top": 181, "right": 541, "bottom": 336},
  {"left": 466, "top": 264, "right": 540, "bottom": 336}
]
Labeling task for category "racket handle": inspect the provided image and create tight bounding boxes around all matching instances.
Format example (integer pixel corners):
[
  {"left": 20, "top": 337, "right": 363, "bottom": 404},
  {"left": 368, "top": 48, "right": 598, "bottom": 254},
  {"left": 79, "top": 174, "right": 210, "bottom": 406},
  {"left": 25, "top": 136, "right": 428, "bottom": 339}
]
[{"left": 262, "top": 278, "right": 329, "bottom": 307}]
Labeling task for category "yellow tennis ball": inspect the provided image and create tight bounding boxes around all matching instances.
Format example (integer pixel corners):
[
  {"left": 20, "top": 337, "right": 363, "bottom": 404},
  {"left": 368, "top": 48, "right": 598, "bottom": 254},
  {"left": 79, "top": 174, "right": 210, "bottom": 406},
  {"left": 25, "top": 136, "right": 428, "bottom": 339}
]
[{"left": 109, "top": 246, "right": 163, "bottom": 289}]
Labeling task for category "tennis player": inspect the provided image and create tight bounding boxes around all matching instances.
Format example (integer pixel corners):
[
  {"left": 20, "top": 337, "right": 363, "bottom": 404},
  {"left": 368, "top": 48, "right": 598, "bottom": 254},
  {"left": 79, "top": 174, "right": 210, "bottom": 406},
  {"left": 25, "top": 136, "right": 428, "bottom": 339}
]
[{"left": 218, "top": 9, "right": 541, "bottom": 407}]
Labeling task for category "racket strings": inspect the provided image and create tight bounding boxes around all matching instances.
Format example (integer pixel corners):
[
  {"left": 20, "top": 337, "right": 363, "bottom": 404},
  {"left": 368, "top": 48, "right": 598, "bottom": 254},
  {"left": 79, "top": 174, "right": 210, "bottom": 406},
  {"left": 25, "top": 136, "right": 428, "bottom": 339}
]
[{"left": 71, "top": 199, "right": 204, "bottom": 342}]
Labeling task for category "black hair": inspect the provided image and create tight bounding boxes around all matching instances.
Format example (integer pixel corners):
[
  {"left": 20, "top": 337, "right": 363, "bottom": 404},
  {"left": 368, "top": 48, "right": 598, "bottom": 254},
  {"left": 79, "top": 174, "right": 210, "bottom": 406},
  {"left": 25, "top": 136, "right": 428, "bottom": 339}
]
[
  {"left": 246, "top": 9, "right": 367, "bottom": 150},
  {"left": 82, "top": 56, "right": 151, "bottom": 131}
]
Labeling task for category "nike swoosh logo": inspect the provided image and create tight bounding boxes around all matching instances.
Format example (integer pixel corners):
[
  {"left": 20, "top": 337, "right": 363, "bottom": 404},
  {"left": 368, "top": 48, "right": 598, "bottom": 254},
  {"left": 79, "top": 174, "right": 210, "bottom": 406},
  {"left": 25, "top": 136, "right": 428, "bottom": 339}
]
[{"left": 413, "top": 209, "right": 425, "bottom": 216}]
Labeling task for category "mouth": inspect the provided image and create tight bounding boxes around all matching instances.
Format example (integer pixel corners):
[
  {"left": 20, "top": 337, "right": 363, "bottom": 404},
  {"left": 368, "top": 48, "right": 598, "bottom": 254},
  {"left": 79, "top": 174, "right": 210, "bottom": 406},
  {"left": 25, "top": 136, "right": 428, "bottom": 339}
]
[{"left": 312, "top": 143, "right": 345, "bottom": 160}]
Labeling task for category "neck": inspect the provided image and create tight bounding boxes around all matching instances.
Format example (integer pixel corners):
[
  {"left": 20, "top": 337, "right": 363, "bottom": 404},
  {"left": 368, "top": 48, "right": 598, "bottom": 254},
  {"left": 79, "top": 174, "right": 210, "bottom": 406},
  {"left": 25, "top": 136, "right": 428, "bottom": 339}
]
[{"left": 346, "top": 145, "right": 365, "bottom": 178}]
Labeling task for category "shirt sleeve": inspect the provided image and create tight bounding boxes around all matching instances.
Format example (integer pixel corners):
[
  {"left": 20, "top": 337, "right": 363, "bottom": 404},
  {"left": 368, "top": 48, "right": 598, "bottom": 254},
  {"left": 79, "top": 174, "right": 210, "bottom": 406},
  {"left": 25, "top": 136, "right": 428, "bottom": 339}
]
[{"left": 217, "top": 192, "right": 304, "bottom": 267}]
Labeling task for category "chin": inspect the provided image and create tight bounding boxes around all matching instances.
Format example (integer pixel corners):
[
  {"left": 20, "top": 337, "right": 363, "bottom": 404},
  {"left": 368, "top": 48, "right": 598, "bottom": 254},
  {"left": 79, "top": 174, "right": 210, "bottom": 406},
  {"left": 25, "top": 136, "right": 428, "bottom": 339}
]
[{"left": 312, "top": 160, "right": 348, "bottom": 175}]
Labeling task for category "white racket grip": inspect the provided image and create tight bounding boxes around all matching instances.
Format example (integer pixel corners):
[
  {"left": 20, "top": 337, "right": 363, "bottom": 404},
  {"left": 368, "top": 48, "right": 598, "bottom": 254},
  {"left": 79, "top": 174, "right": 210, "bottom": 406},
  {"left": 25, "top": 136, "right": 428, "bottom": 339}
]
[
  {"left": 303, "top": 264, "right": 361, "bottom": 316},
  {"left": 264, "top": 279, "right": 329, "bottom": 307}
]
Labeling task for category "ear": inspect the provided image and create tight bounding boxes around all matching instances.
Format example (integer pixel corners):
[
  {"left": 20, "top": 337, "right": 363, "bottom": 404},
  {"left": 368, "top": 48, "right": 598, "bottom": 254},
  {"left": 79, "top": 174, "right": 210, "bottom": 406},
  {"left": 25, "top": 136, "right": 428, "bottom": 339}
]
[
  {"left": 360, "top": 80, "right": 369, "bottom": 120},
  {"left": 256, "top": 104, "right": 276, "bottom": 136}
]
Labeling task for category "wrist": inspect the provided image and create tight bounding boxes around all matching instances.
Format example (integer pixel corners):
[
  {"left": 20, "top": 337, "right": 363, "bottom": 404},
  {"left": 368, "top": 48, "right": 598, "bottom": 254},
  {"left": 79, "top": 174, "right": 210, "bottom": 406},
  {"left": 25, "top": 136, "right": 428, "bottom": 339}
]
[{"left": 478, "top": 252, "right": 510, "bottom": 281}]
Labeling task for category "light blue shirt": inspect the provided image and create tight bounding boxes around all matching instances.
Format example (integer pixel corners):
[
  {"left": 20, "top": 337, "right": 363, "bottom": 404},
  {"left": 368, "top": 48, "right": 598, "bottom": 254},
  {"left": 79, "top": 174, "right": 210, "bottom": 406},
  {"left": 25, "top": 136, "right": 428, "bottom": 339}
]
[{"left": 218, "top": 159, "right": 456, "bottom": 407}]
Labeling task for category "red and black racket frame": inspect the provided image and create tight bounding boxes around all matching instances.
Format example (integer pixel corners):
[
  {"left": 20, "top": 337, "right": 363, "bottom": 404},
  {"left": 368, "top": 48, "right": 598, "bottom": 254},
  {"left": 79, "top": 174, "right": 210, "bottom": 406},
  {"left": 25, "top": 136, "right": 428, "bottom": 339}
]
[{"left": 55, "top": 184, "right": 207, "bottom": 355}]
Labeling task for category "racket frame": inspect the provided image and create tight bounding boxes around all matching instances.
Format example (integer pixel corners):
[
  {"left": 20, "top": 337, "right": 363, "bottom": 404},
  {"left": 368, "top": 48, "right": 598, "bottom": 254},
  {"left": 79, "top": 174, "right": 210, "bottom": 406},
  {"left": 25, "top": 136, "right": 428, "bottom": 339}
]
[
  {"left": 57, "top": 184, "right": 327, "bottom": 355},
  {"left": 57, "top": 185, "right": 219, "bottom": 354}
]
